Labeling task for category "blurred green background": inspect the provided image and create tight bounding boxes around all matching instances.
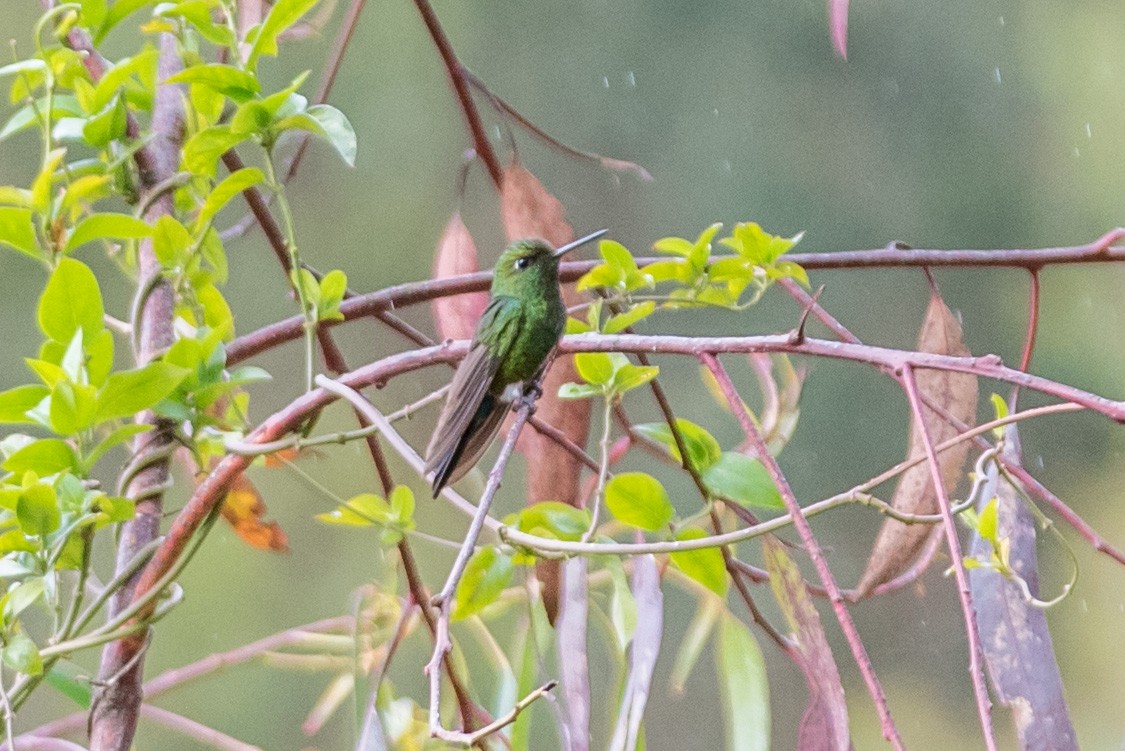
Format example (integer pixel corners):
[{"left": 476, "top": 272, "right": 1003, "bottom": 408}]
[{"left": 4, "top": 0, "right": 1125, "bottom": 748}]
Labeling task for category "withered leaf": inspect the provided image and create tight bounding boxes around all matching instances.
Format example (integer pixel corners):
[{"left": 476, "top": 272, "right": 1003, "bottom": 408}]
[
  {"left": 220, "top": 473, "right": 289, "bottom": 552},
  {"left": 855, "top": 290, "right": 978, "bottom": 596},
  {"left": 500, "top": 161, "right": 592, "bottom": 622},
  {"left": 764, "top": 537, "right": 851, "bottom": 751},
  {"left": 431, "top": 211, "right": 487, "bottom": 342},
  {"left": 968, "top": 428, "right": 1077, "bottom": 750}
]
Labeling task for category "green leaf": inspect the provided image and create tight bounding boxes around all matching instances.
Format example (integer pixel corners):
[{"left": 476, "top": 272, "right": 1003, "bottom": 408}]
[
  {"left": 574, "top": 352, "right": 615, "bottom": 386},
  {"left": 196, "top": 167, "right": 264, "bottom": 231},
  {"left": 0, "top": 96, "right": 84, "bottom": 142},
  {"left": 990, "top": 393, "right": 1009, "bottom": 438},
  {"left": 716, "top": 614, "right": 770, "bottom": 751},
  {"left": 49, "top": 380, "right": 98, "bottom": 435},
  {"left": 1, "top": 578, "right": 45, "bottom": 624},
  {"left": 316, "top": 492, "right": 390, "bottom": 527},
  {"left": 83, "top": 424, "right": 150, "bottom": 470},
  {"left": 669, "top": 527, "right": 727, "bottom": 596},
  {"left": 0, "top": 207, "right": 40, "bottom": 259},
  {"left": 246, "top": 0, "right": 320, "bottom": 69},
  {"left": 453, "top": 547, "right": 513, "bottom": 620},
  {"left": 82, "top": 92, "right": 128, "bottom": 147},
  {"left": 95, "top": 362, "right": 190, "bottom": 421},
  {"left": 557, "top": 382, "right": 604, "bottom": 400},
  {"left": 38, "top": 258, "right": 104, "bottom": 343},
  {"left": 275, "top": 104, "right": 357, "bottom": 167},
  {"left": 66, "top": 212, "right": 152, "bottom": 252},
  {"left": 3, "top": 439, "right": 77, "bottom": 475},
  {"left": 151, "top": 215, "right": 193, "bottom": 268},
  {"left": 166, "top": 63, "right": 261, "bottom": 101},
  {"left": 0, "top": 385, "right": 49, "bottom": 424},
  {"left": 2, "top": 632, "right": 43, "bottom": 676},
  {"left": 512, "top": 501, "right": 591, "bottom": 542},
  {"left": 670, "top": 599, "right": 720, "bottom": 693},
  {"left": 612, "top": 363, "right": 659, "bottom": 393},
  {"left": 182, "top": 125, "right": 246, "bottom": 177},
  {"left": 605, "top": 472, "right": 674, "bottom": 531},
  {"left": 978, "top": 497, "right": 999, "bottom": 545},
  {"left": 634, "top": 419, "right": 721, "bottom": 471},
  {"left": 388, "top": 485, "right": 415, "bottom": 527},
  {"left": 702, "top": 452, "right": 784, "bottom": 509},
  {"left": 96, "top": 0, "right": 156, "bottom": 42},
  {"left": 604, "top": 301, "right": 656, "bottom": 334},
  {"left": 316, "top": 269, "right": 347, "bottom": 321},
  {"left": 45, "top": 660, "right": 93, "bottom": 707},
  {"left": 17, "top": 483, "right": 61, "bottom": 536}
]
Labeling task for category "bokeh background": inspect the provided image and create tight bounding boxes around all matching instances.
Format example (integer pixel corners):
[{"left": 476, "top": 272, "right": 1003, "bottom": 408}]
[{"left": 3, "top": 0, "right": 1125, "bottom": 748}]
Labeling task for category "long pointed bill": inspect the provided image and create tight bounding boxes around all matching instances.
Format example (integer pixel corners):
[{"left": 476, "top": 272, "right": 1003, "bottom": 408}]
[{"left": 553, "top": 228, "right": 609, "bottom": 258}]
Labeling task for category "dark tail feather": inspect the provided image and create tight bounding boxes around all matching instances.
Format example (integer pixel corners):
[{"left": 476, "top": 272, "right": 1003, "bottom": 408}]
[{"left": 430, "top": 394, "right": 507, "bottom": 497}]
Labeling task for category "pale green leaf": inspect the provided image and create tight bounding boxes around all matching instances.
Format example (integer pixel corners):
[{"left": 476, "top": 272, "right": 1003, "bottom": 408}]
[
  {"left": 95, "top": 363, "right": 190, "bottom": 421},
  {"left": 37, "top": 258, "right": 104, "bottom": 343},
  {"left": 453, "top": 547, "right": 513, "bottom": 620},
  {"left": 66, "top": 213, "right": 152, "bottom": 252},
  {"left": 716, "top": 614, "right": 770, "bottom": 751},
  {"left": 195, "top": 167, "right": 264, "bottom": 231},
  {"left": 669, "top": 527, "right": 727, "bottom": 596},
  {"left": 0, "top": 207, "right": 40, "bottom": 259},
  {"left": 702, "top": 452, "right": 784, "bottom": 509},
  {"left": 605, "top": 472, "right": 674, "bottom": 531}
]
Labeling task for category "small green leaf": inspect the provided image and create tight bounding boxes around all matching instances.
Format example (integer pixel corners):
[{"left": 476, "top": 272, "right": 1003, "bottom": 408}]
[
  {"left": 276, "top": 104, "right": 356, "bottom": 167},
  {"left": 82, "top": 92, "right": 128, "bottom": 147},
  {"left": 83, "top": 424, "right": 151, "bottom": 470},
  {"left": 634, "top": 419, "right": 722, "bottom": 471},
  {"left": 96, "top": 0, "right": 155, "bottom": 42},
  {"left": 316, "top": 269, "right": 347, "bottom": 321},
  {"left": 316, "top": 492, "right": 390, "bottom": 527},
  {"left": 166, "top": 63, "right": 261, "bottom": 101},
  {"left": 49, "top": 380, "right": 98, "bottom": 435},
  {"left": 669, "top": 527, "right": 727, "bottom": 596},
  {"left": 613, "top": 363, "right": 659, "bottom": 393},
  {"left": 151, "top": 215, "right": 193, "bottom": 268},
  {"left": 513, "top": 501, "right": 591, "bottom": 542},
  {"left": 2, "top": 632, "right": 43, "bottom": 676},
  {"left": 605, "top": 472, "right": 674, "bottom": 531},
  {"left": 978, "top": 497, "right": 999, "bottom": 545},
  {"left": 453, "top": 547, "right": 513, "bottom": 620},
  {"left": 45, "top": 660, "right": 93, "bottom": 707},
  {"left": 183, "top": 125, "right": 246, "bottom": 177},
  {"left": 0, "top": 59, "right": 48, "bottom": 80},
  {"left": 38, "top": 258, "right": 105, "bottom": 343},
  {"left": 990, "top": 393, "right": 1009, "bottom": 438},
  {"left": 66, "top": 213, "right": 152, "bottom": 252},
  {"left": 3, "top": 439, "right": 77, "bottom": 475},
  {"left": 246, "top": 0, "right": 320, "bottom": 69},
  {"left": 575, "top": 352, "right": 615, "bottom": 386},
  {"left": 17, "top": 483, "right": 61, "bottom": 536},
  {"left": 716, "top": 614, "right": 770, "bottom": 751},
  {"left": 702, "top": 453, "right": 784, "bottom": 509},
  {"left": 1, "top": 578, "right": 46, "bottom": 624},
  {"left": 196, "top": 167, "right": 264, "bottom": 231},
  {"left": 604, "top": 301, "right": 656, "bottom": 334},
  {"left": 0, "top": 385, "right": 49, "bottom": 424},
  {"left": 0, "top": 207, "right": 40, "bottom": 259},
  {"left": 557, "top": 382, "right": 603, "bottom": 400},
  {"left": 95, "top": 362, "right": 190, "bottom": 422}
]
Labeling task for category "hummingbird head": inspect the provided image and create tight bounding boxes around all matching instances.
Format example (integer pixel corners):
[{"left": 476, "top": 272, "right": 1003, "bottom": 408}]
[{"left": 491, "top": 230, "right": 608, "bottom": 297}]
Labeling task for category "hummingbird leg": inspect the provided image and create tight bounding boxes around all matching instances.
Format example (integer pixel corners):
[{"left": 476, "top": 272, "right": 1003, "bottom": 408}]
[{"left": 517, "top": 379, "right": 544, "bottom": 413}]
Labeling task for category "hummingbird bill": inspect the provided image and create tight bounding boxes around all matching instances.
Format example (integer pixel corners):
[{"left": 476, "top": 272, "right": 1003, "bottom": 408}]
[{"left": 424, "top": 230, "right": 608, "bottom": 497}]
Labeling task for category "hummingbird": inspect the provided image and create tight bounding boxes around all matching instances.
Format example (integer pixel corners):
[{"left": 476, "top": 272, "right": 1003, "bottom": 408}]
[{"left": 424, "top": 229, "right": 608, "bottom": 497}]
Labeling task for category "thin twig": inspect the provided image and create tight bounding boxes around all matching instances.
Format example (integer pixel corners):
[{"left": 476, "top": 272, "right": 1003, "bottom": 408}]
[
  {"left": 900, "top": 363, "right": 995, "bottom": 750},
  {"left": 699, "top": 353, "right": 904, "bottom": 749}
]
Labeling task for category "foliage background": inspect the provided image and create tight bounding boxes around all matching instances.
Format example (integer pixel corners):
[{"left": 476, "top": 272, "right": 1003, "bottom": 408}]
[{"left": 3, "top": 0, "right": 1124, "bottom": 748}]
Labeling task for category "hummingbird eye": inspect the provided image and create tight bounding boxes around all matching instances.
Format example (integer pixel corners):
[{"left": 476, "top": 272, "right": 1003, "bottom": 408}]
[{"left": 515, "top": 256, "right": 532, "bottom": 270}]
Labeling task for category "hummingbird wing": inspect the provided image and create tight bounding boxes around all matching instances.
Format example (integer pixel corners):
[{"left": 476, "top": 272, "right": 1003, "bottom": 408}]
[{"left": 425, "top": 296, "right": 524, "bottom": 496}]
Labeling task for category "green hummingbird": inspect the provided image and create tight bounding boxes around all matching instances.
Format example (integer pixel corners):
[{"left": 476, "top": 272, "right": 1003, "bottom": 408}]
[{"left": 425, "top": 229, "right": 608, "bottom": 497}]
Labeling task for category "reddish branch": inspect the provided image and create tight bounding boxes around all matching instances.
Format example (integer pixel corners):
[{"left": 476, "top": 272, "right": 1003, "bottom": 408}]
[
  {"left": 224, "top": 234, "right": 1125, "bottom": 366},
  {"left": 701, "top": 354, "right": 905, "bottom": 748},
  {"left": 411, "top": 0, "right": 503, "bottom": 187},
  {"left": 900, "top": 364, "right": 996, "bottom": 749}
]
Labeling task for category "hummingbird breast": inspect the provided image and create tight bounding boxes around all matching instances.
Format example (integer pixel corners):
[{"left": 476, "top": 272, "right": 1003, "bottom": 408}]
[{"left": 490, "top": 292, "right": 566, "bottom": 392}]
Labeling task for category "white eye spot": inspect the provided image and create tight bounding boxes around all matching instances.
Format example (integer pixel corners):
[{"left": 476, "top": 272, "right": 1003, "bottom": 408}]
[{"left": 515, "top": 257, "right": 532, "bottom": 270}]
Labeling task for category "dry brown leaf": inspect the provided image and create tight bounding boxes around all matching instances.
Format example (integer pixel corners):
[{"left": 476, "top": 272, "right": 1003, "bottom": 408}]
[
  {"left": 431, "top": 211, "right": 487, "bottom": 341},
  {"left": 220, "top": 474, "right": 289, "bottom": 552},
  {"left": 500, "top": 161, "right": 592, "bottom": 622},
  {"left": 855, "top": 291, "right": 978, "bottom": 596},
  {"left": 764, "top": 537, "right": 852, "bottom": 751}
]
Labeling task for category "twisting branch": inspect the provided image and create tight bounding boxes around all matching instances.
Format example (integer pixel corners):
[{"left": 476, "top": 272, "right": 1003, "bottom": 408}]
[
  {"left": 88, "top": 32, "right": 183, "bottom": 751},
  {"left": 699, "top": 353, "right": 905, "bottom": 749},
  {"left": 900, "top": 363, "right": 996, "bottom": 749}
]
